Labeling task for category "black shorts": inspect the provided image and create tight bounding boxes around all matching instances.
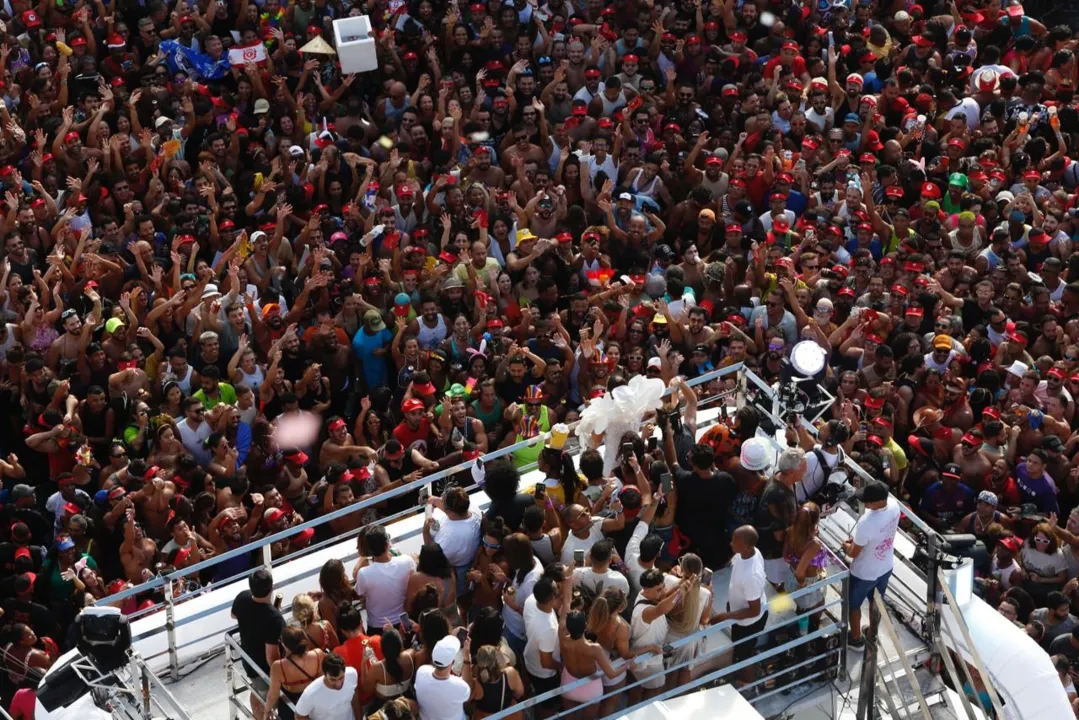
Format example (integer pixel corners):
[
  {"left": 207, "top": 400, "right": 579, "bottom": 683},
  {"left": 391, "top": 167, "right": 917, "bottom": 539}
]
[
  {"left": 528, "top": 670, "right": 561, "bottom": 707},
  {"left": 730, "top": 611, "right": 769, "bottom": 663}
]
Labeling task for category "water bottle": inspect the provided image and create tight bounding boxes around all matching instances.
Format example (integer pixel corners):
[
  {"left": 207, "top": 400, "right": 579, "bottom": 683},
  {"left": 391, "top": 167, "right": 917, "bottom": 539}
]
[
  {"left": 1049, "top": 106, "right": 1060, "bottom": 131},
  {"left": 1018, "top": 111, "right": 1030, "bottom": 143}
]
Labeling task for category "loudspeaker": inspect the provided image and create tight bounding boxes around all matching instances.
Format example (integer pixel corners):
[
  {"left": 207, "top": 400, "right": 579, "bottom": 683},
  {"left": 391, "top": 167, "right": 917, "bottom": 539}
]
[{"left": 35, "top": 655, "right": 91, "bottom": 711}]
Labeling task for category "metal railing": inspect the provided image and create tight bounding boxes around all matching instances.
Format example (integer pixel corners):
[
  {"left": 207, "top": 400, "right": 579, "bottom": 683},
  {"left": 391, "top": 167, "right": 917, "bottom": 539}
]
[
  {"left": 482, "top": 556, "right": 851, "bottom": 719},
  {"left": 224, "top": 632, "right": 297, "bottom": 720},
  {"left": 99, "top": 364, "right": 745, "bottom": 674}
]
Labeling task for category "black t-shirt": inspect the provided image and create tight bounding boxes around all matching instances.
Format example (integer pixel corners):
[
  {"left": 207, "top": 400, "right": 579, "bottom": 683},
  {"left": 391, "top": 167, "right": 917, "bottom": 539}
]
[
  {"left": 755, "top": 480, "right": 797, "bottom": 560},
  {"left": 0, "top": 508, "right": 53, "bottom": 548},
  {"left": 673, "top": 468, "right": 734, "bottom": 569},
  {"left": 231, "top": 590, "right": 285, "bottom": 676},
  {"left": 961, "top": 298, "right": 992, "bottom": 333},
  {"left": 0, "top": 598, "right": 58, "bottom": 641},
  {"left": 485, "top": 492, "right": 535, "bottom": 533}
]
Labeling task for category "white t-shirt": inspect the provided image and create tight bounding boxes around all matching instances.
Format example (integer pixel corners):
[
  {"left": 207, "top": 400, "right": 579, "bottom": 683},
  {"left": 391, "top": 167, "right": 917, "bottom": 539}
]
[
  {"left": 294, "top": 668, "right": 358, "bottom": 720},
  {"left": 560, "top": 519, "right": 606, "bottom": 565},
  {"left": 946, "top": 97, "right": 981, "bottom": 131},
  {"left": 414, "top": 665, "right": 470, "bottom": 720},
  {"left": 630, "top": 599, "right": 668, "bottom": 656},
  {"left": 176, "top": 418, "right": 212, "bottom": 466},
  {"left": 355, "top": 555, "right": 417, "bottom": 627},
  {"left": 797, "top": 446, "right": 839, "bottom": 503},
  {"left": 851, "top": 496, "right": 901, "bottom": 581},
  {"left": 728, "top": 548, "right": 767, "bottom": 626},
  {"left": 433, "top": 509, "right": 482, "bottom": 567},
  {"left": 523, "top": 594, "right": 560, "bottom": 678},
  {"left": 573, "top": 566, "right": 630, "bottom": 598},
  {"left": 503, "top": 558, "right": 543, "bottom": 639}
]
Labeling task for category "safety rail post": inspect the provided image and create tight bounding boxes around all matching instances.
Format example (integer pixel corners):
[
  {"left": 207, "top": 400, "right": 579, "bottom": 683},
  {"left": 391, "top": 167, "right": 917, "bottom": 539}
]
[
  {"left": 839, "top": 574, "right": 851, "bottom": 679},
  {"left": 937, "top": 568, "right": 1006, "bottom": 719},
  {"left": 225, "top": 635, "right": 240, "bottom": 720},
  {"left": 925, "top": 532, "right": 943, "bottom": 674},
  {"left": 164, "top": 583, "right": 180, "bottom": 682},
  {"left": 874, "top": 593, "right": 933, "bottom": 719},
  {"left": 855, "top": 597, "right": 880, "bottom": 720}
]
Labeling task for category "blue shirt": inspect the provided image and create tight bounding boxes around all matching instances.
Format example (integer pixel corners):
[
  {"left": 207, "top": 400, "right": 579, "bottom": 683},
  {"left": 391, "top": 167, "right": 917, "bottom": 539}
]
[
  {"left": 1015, "top": 462, "right": 1060, "bottom": 516},
  {"left": 920, "top": 482, "right": 975, "bottom": 528},
  {"left": 352, "top": 327, "right": 393, "bottom": 389}
]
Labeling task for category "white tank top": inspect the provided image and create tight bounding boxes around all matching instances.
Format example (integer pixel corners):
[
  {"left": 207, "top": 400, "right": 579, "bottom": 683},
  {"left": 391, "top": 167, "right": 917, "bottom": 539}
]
[
  {"left": 0, "top": 323, "right": 15, "bottom": 363},
  {"left": 240, "top": 366, "right": 265, "bottom": 390},
  {"left": 416, "top": 315, "right": 448, "bottom": 350},
  {"left": 600, "top": 90, "right": 627, "bottom": 117},
  {"left": 167, "top": 364, "right": 194, "bottom": 395}
]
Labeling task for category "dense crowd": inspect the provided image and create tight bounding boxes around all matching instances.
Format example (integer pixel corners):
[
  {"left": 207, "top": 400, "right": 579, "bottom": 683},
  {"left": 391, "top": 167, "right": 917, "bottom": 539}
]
[{"left": 0, "top": 0, "right": 1077, "bottom": 715}]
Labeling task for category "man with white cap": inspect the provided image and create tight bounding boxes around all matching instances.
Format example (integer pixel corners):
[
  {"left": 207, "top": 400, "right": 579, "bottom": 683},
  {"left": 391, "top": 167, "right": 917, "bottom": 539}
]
[{"left": 415, "top": 633, "right": 473, "bottom": 720}]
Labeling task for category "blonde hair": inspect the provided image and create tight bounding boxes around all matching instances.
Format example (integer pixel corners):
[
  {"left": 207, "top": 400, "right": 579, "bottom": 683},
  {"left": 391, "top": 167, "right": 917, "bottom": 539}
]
[
  {"left": 291, "top": 593, "right": 317, "bottom": 626},
  {"left": 587, "top": 586, "right": 626, "bottom": 636},
  {"left": 668, "top": 554, "right": 704, "bottom": 634},
  {"left": 475, "top": 645, "right": 504, "bottom": 684}
]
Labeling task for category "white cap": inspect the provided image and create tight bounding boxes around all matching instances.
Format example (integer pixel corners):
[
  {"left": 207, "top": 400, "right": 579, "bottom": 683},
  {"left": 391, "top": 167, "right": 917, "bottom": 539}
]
[
  {"left": 618, "top": 192, "right": 634, "bottom": 202},
  {"left": 155, "top": 116, "right": 173, "bottom": 129},
  {"left": 431, "top": 635, "right": 461, "bottom": 667},
  {"left": 647, "top": 357, "right": 662, "bottom": 369},
  {"left": 288, "top": 145, "right": 305, "bottom": 157},
  {"left": 1007, "top": 360, "right": 1029, "bottom": 378},
  {"left": 815, "top": 298, "right": 834, "bottom": 313},
  {"left": 201, "top": 284, "right": 221, "bottom": 301},
  {"left": 740, "top": 437, "right": 774, "bottom": 473},
  {"left": 894, "top": 10, "right": 910, "bottom": 21},
  {"left": 996, "top": 190, "right": 1015, "bottom": 204}
]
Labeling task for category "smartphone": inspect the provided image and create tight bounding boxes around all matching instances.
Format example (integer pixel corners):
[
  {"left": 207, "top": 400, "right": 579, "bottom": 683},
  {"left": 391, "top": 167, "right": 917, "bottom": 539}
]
[
  {"left": 399, "top": 612, "right": 410, "bottom": 627},
  {"left": 661, "top": 473, "right": 673, "bottom": 494},
  {"left": 534, "top": 482, "right": 546, "bottom": 498},
  {"left": 574, "top": 548, "right": 586, "bottom": 567},
  {"left": 456, "top": 627, "right": 469, "bottom": 643},
  {"left": 701, "top": 568, "right": 713, "bottom": 586},
  {"left": 622, "top": 443, "right": 635, "bottom": 459},
  {"left": 647, "top": 437, "right": 658, "bottom": 452},
  {"left": 860, "top": 422, "right": 867, "bottom": 435}
]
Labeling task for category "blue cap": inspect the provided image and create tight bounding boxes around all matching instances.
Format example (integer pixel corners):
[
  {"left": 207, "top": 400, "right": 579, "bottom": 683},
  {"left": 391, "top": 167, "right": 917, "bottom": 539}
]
[
  {"left": 1009, "top": 210, "right": 1026, "bottom": 223},
  {"left": 394, "top": 292, "right": 411, "bottom": 306},
  {"left": 844, "top": 113, "right": 861, "bottom": 124},
  {"left": 94, "top": 489, "right": 110, "bottom": 507},
  {"left": 537, "top": 56, "right": 552, "bottom": 66},
  {"left": 56, "top": 537, "right": 76, "bottom": 552}
]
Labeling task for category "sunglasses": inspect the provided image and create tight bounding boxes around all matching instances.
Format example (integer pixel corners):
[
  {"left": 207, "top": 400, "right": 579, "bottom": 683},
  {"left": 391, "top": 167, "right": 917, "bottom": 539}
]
[{"left": 482, "top": 538, "right": 501, "bottom": 549}]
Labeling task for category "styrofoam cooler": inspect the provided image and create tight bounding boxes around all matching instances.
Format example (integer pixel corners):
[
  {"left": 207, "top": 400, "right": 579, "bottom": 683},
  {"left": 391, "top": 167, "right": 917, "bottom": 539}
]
[{"left": 333, "top": 16, "right": 378, "bottom": 74}]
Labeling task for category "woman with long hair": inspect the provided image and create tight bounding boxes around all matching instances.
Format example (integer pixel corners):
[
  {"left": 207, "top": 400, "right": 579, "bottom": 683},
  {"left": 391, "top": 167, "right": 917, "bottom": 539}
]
[
  {"left": 265, "top": 625, "right": 323, "bottom": 720},
  {"left": 495, "top": 533, "right": 543, "bottom": 662},
  {"left": 291, "top": 592, "right": 339, "bottom": 651},
  {"left": 665, "top": 554, "right": 712, "bottom": 689},
  {"left": 784, "top": 503, "right": 828, "bottom": 633},
  {"left": 318, "top": 558, "right": 356, "bottom": 634},
  {"left": 471, "top": 643, "right": 525, "bottom": 719},
  {"left": 361, "top": 627, "right": 416, "bottom": 714},
  {"left": 1, "top": 623, "right": 52, "bottom": 690},
  {"left": 587, "top": 587, "right": 660, "bottom": 717},
  {"left": 560, "top": 609, "right": 630, "bottom": 717},
  {"left": 537, "top": 447, "right": 584, "bottom": 508},
  {"left": 406, "top": 543, "right": 457, "bottom": 621}
]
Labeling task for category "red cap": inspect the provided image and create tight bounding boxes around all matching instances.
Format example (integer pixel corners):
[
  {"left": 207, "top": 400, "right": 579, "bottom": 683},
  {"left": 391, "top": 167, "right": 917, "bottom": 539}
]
[
  {"left": 920, "top": 182, "right": 941, "bottom": 199},
  {"left": 885, "top": 186, "right": 904, "bottom": 199},
  {"left": 891, "top": 284, "right": 909, "bottom": 297},
  {"left": 107, "top": 34, "right": 126, "bottom": 48},
  {"left": 402, "top": 398, "right": 425, "bottom": 413},
  {"left": 283, "top": 449, "right": 309, "bottom": 465},
  {"left": 865, "top": 395, "right": 885, "bottom": 410},
  {"left": 838, "top": 287, "right": 856, "bottom": 298},
  {"left": 912, "top": 35, "right": 934, "bottom": 48},
  {"left": 782, "top": 40, "right": 799, "bottom": 52},
  {"left": 328, "top": 418, "right": 346, "bottom": 432}
]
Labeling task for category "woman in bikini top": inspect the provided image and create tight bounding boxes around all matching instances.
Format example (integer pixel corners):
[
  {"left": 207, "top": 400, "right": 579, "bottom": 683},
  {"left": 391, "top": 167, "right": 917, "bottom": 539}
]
[{"left": 265, "top": 626, "right": 324, "bottom": 720}]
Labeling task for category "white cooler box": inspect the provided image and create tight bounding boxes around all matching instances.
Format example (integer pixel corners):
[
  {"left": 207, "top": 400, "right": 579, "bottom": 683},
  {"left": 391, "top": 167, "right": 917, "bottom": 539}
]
[{"left": 333, "top": 16, "right": 378, "bottom": 74}]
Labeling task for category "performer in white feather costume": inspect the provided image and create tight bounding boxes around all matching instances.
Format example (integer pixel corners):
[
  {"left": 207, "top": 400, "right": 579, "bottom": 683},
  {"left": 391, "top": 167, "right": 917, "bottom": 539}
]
[{"left": 574, "top": 374, "right": 668, "bottom": 476}]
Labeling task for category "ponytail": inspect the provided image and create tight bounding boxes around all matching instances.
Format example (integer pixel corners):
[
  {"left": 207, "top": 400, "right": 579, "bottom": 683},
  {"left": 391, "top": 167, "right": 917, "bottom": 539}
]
[
  {"left": 557, "top": 451, "right": 579, "bottom": 505},
  {"left": 587, "top": 595, "right": 611, "bottom": 635}
]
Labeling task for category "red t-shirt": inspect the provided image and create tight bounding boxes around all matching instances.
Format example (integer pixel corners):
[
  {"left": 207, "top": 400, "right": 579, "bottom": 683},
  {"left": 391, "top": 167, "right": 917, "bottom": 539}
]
[
  {"left": 393, "top": 418, "right": 431, "bottom": 451},
  {"left": 335, "top": 634, "right": 383, "bottom": 702}
]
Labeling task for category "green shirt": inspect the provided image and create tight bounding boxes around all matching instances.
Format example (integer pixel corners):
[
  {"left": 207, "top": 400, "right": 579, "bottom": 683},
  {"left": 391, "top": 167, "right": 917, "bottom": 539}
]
[{"left": 194, "top": 383, "right": 237, "bottom": 410}]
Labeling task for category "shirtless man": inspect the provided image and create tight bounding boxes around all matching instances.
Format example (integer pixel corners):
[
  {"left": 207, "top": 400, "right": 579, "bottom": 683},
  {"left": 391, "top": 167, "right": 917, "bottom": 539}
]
[
  {"left": 318, "top": 416, "right": 377, "bottom": 470},
  {"left": 47, "top": 307, "right": 95, "bottom": 369},
  {"left": 941, "top": 379, "right": 974, "bottom": 431},
  {"left": 277, "top": 450, "right": 309, "bottom": 509},
  {"left": 438, "top": 396, "right": 489, "bottom": 455},
  {"left": 120, "top": 506, "right": 158, "bottom": 584},
  {"left": 137, "top": 470, "right": 178, "bottom": 540},
  {"left": 953, "top": 430, "right": 992, "bottom": 491}
]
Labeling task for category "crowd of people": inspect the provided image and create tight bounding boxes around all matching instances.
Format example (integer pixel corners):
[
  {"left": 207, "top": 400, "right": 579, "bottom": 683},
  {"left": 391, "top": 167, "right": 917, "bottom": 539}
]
[{"left": 0, "top": 0, "right": 1076, "bottom": 714}]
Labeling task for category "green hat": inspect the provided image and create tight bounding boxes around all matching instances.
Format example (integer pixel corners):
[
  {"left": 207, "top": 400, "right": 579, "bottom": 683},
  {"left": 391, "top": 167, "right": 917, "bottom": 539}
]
[
  {"left": 948, "top": 172, "right": 969, "bottom": 189},
  {"left": 363, "top": 309, "right": 386, "bottom": 331},
  {"left": 446, "top": 383, "right": 467, "bottom": 399},
  {"left": 104, "top": 317, "right": 125, "bottom": 334}
]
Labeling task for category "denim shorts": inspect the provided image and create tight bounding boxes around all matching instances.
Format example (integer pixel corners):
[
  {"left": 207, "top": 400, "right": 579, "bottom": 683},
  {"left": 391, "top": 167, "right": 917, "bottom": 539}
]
[{"left": 848, "top": 571, "right": 892, "bottom": 611}]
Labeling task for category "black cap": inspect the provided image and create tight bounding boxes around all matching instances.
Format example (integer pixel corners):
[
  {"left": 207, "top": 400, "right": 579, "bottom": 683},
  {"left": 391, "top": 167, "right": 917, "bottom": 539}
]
[
  {"left": 1044, "top": 435, "right": 1065, "bottom": 453},
  {"left": 856, "top": 481, "right": 889, "bottom": 504},
  {"left": 656, "top": 244, "right": 675, "bottom": 260}
]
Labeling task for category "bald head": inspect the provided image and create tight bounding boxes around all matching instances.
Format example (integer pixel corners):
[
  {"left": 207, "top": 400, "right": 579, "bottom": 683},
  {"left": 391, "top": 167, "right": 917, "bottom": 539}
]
[{"left": 732, "top": 525, "right": 759, "bottom": 557}]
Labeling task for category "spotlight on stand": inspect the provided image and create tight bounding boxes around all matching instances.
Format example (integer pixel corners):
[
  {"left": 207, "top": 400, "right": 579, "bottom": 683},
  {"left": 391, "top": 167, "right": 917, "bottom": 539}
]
[
  {"left": 76, "top": 606, "right": 131, "bottom": 673},
  {"left": 778, "top": 341, "right": 834, "bottom": 425}
]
